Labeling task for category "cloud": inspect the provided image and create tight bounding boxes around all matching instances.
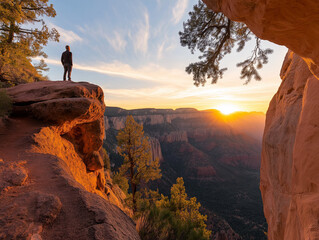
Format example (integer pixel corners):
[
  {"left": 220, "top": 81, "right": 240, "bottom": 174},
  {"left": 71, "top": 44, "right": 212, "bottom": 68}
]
[
  {"left": 35, "top": 57, "right": 188, "bottom": 87},
  {"left": 35, "top": 56, "right": 281, "bottom": 112},
  {"left": 50, "top": 24, "right": 83, "bottom": 44},
  {"left": 103, "top": 87, "right": 178, "bottom": 99},
  {"left": 157, "top": 42, "right": 165, "bottom": 59},
  {"left": 172, "top": 0, "right": 189, "bottom": 24},
  {"left": 102, "top": 80, "right": 279, "bottom": 112},
  {"left": 105, "top": 31, "right": 127, "bottom": 52},
  {"left": 157, "top": 39, "right": 176, "bottom": 59},
  {"left": 129, "top": 10, "right": 150, "bottom": 54}
]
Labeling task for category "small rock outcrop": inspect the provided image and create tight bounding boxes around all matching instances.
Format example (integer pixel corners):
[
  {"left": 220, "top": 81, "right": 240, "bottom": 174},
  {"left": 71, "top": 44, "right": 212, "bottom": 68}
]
[{"left": 0, "top": 81, "right": 139, "bottom": 240}]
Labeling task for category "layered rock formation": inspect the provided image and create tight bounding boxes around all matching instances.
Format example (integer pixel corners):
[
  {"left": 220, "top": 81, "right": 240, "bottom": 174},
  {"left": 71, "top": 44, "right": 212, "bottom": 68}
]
[
  {"left": 0, "top": 81, "right": 139, "bottom": 240},
  {"left": 105, "top": 108, "right": 264, "bottom": 170},
  {"left": 201, "top": 0, "right": 319, "bottom": 239}
]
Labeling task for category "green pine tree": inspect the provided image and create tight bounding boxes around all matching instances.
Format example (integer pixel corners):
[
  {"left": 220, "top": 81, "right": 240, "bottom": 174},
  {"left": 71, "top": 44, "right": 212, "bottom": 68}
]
[
  {"left": 116, "top": 115, "right": 161, "bottom": 213},
  {"left": 0, "top": 0, "right": 59, "bottom": 87},
  {"left": 138, "top": 177, "right": 211, "bottom": 240},
  {"left": 179, "top": 0, "right": 273, "bottom": 86}
]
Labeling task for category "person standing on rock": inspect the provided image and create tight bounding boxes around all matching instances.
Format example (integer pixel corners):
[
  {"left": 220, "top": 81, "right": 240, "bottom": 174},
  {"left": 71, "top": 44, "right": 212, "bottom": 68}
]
[{"left": 61, "top": 45, "right": 73, "bottom": 81}]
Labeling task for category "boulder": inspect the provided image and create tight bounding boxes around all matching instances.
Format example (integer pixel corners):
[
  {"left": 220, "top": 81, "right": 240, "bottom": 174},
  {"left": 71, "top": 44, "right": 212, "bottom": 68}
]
[{"left": 7, "top": 81, "right": 105, "bottom": 134}]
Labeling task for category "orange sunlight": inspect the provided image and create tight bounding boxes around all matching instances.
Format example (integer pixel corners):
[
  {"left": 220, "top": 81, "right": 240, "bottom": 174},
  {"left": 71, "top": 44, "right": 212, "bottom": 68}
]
[{"left": 216, "top": 103, "right": 240, "bottom": 115}]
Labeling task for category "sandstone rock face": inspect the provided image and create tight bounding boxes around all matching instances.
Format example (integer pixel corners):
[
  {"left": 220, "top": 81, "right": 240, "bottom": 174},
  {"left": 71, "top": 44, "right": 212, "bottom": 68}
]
[
  {"left": 1, "top": 81, "right": 139, "bottom": 240},
  {"left": 203, "top": 0, "right": 319, "bottom": 77},
  {"left": 201, "top": 1, "right": 319, "bottom": 238},
  {"left": 159, "top": 131, "right": 188, "bottom": 143},
  {"left": 7, "top": 81, "right": 105, "bottom": 173},
  {"left": 148, "top": 137, "right": 164, "bottom": 162},
  {"left": 260, "top": 51, "right": 319, "bottom": 240}
]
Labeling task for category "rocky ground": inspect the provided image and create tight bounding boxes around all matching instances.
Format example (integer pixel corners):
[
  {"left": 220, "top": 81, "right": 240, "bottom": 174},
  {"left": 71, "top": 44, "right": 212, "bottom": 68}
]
[{"left": 0, "top": 81, "right": 139, "bottom": 240}]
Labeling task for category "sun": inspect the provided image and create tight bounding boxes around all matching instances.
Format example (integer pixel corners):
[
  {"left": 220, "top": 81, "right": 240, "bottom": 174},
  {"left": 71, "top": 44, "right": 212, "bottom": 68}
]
[{"left": 216, "top": 104, "right": 239, "bottom": 115}]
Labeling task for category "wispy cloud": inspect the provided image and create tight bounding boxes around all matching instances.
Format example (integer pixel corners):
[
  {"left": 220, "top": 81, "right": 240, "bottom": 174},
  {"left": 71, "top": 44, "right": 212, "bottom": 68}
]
[
  {"left": 172, "top": 0, "right": 189, "bottom": 24},
  {"left": 157, "top": 42, "right": 165, "bottom": 59},
  {"left": 129, "top": 10, "right": 150, "bottom": 54},
  {"left": 36, "top": 57, "right": 188, "bottom": 86},
  {"left": 50, "top": 24, "right": 83, "bottom": 44},
  {"left": 157, "top": 39, "right": 176, "bottom": 59},
  {"left": 105, "top": 31, "right": 127, "bottom": 52},
  {"left": 102, "top": 80, "right": 280, "bottom": 112},
  {"left": 35, "top": 56, "right": 280, "bottom": 112}
]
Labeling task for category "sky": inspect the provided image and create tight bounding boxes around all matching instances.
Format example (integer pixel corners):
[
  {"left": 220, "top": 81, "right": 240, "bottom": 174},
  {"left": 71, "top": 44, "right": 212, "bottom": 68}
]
[{"left": 38, "top": 0, "right": 288, "bottom": 113}]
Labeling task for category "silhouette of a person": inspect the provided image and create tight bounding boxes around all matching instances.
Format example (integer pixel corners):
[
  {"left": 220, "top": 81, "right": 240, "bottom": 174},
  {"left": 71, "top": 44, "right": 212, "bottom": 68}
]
[{"left": 61, "top": 45, "right": 73, "bottom": 81}]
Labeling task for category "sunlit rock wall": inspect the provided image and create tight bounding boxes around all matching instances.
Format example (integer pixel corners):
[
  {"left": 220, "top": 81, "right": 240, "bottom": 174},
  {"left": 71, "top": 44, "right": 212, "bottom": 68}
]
[{"left": 202, "top": 1, "right": 319, "bottom": 239}]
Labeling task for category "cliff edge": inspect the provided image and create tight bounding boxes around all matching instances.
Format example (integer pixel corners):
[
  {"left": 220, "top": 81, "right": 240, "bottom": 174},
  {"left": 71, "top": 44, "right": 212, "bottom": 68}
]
[{"left": 0, "top": 81, "right": 139, "bottom": 240}]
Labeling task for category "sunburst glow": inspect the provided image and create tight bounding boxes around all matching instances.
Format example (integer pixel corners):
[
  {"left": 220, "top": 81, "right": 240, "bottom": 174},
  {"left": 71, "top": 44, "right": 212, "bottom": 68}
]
[{"left": 216, "top": 104, "right": 240, "bottom": 115}]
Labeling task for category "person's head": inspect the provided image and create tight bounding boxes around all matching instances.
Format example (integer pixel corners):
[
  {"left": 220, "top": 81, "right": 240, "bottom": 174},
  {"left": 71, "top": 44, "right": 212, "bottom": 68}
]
[{"left": 65, "top": 45, "right": 70, "bottom": 51}]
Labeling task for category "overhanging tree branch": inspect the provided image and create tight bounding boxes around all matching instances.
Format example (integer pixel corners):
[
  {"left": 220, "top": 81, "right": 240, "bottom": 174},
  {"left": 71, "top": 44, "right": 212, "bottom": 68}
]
[{"left": 179, "top": 0, "right": 273, "bottom": 86}]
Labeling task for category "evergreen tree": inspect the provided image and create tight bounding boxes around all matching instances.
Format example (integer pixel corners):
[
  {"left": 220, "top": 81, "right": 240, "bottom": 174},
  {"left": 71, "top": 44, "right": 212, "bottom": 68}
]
[
  {"left": 116, "top": 115, "right": 161, "bottom": 213},
  {"left": 0, "top": 0, "right": 59, "bottom": 86},
  {"left": 138, "top": 177, "right": 211, "bottom": 240},
  {"left": 169, "top": 177, "right": 210, "bottom": 239},
  {"left": 179, "top": 0, "right": 273, "bottom": 86}
]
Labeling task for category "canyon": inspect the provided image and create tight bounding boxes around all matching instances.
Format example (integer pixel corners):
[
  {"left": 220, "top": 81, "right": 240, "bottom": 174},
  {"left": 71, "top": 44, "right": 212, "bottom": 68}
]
[
  {"left": 104, "top": 107, "right": 266, "bottom": 239},
  {"left": 202, "top": 0, "right": 319, "bottom": 239},
  {"left": 0, "top": 0, "right": 318, "bottom": 239}
]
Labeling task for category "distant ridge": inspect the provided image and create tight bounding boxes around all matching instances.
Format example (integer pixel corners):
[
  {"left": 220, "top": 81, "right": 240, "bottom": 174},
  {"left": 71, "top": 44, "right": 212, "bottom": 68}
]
[{"left": 105, "top": 106, "right": 264, "bottom": 117}]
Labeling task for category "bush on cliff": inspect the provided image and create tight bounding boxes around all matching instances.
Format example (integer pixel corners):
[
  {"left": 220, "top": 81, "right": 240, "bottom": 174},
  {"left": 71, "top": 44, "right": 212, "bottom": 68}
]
[
  {"left": 137, "top": 178, "right": 211, "bottom": 240},
  {"left": 0, "top": 89, "right": 12, "bottom": 117}
]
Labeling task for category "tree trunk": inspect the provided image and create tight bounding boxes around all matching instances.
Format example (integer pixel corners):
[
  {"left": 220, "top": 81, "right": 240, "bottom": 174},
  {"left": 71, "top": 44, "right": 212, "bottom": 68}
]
[
  {"left": 7, "top": 22, "right": 15, "bottom": 44},
  {"left": 132, "top": 182, "right": 137, "bottom": 214},
  {"left": 128, "top": 130, "right": 137, "bottom": 213}
]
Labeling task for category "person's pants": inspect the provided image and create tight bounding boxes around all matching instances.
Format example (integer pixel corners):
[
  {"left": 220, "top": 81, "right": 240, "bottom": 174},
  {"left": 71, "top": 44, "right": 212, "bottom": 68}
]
[{"left": 63, "top": 64, "right": 72, "bottom": 81}]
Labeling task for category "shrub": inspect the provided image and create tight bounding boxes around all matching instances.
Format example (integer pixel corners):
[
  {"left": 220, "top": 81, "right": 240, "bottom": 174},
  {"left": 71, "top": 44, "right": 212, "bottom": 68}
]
[
  {"left": 138, "top": 205, "right": 210, "bottom": 240},
  {"left": 137, "top": 178, "right": 211, "bottom": 240},
  {"left": 0, "top": 90, "right": 12, "bottom": 117}
]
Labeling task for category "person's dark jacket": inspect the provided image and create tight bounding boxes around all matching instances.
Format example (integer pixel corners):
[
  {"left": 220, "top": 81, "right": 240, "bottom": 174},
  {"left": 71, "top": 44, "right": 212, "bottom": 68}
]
[{"left": 61, "top": 50, "right": 73, "bottom": 66}]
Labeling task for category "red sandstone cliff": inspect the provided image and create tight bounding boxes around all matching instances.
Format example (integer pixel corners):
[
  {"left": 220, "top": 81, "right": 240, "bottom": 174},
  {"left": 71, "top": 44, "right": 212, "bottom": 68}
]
[
  {"left": 0, "top": 81, "right": 139, "bottom": 240},
  {"left": 202, "top": 0, "right": 319, "bottom": 239}
]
